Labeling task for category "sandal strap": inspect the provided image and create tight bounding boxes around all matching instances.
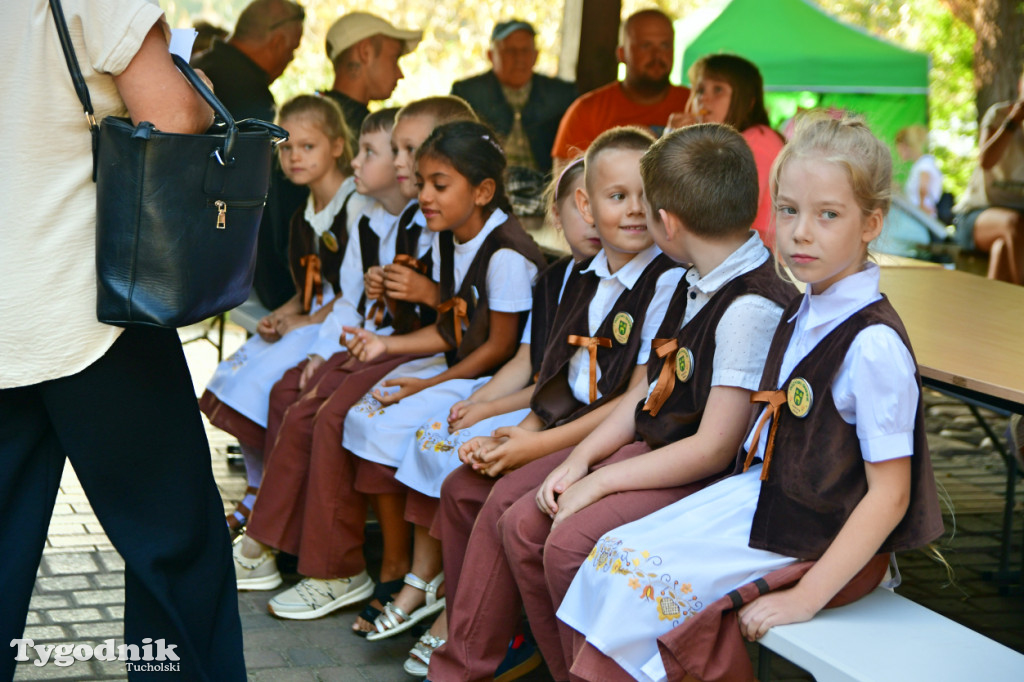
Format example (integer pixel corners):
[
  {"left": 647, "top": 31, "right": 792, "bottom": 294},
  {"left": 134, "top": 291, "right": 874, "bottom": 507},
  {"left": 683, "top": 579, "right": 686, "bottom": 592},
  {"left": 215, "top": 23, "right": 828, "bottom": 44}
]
[
  {"left": 375, "top": 602, "right": 410, "bottom": 633},
  {"left": 417, "top": 633, "right": 445, "bottom": 650},
  {"left": 373, "top": 577, "right": 406, "bottom": 603},
  {"left": 403, "top": 571, "right": 443, "bottom": 596},
  {"left": 410, "top": 634, "right": 446, "bottom": 665}
]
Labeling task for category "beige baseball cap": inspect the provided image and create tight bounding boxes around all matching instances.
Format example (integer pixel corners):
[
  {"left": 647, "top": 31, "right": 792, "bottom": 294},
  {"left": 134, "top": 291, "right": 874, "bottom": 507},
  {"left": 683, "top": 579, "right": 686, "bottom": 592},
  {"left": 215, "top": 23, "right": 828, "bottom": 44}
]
[{"left": 325, "top": 12, "right": 422, "bottom": 62}]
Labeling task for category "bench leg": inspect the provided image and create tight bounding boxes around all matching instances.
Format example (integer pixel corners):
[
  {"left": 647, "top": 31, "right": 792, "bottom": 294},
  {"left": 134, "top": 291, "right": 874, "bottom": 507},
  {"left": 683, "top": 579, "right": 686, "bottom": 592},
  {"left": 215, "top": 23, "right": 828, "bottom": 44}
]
[
  {"left": 969, "top": 405, "right": 1023, "bottom": 593},
  {"left": 757, "top": 642, "right": 773, "bottom": 682},
  {"left": 181, "top": 313, "right": 227, "bottom": 361},
  {"left": 216, "top": 313, "right": 225, "bottom": 362}
]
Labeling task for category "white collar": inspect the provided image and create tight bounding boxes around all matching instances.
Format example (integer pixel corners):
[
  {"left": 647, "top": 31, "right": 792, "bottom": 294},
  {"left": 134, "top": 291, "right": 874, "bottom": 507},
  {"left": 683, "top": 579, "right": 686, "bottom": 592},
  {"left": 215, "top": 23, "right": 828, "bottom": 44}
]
[
  {"left": 454, "top": 208, "right": 507, "bottom": 251},
  {"left": 365, "top": 201, "right": 401, "bottom": 236},
  {"left": 582, "top": 243, "right": 661, "bottom": 289},
  {"left": 305, "top": 180, "right": 354, "bottom": 237},
  {"left": 685, "top": 232, "right": 768, "bottom": 294},
  {"left": 789, "top": 262, "right": 882, "bottom": 329}
]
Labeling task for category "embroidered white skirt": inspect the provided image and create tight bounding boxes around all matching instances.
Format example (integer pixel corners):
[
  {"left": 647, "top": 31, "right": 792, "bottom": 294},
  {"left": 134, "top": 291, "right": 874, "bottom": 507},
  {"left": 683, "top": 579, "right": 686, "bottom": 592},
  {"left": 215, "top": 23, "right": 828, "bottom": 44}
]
[
  {"left": 556, "top": 465, "right": 794, "bottom": 682},
  {"left": 340, "top": 354, "right": 454, "bottom": 467},
  {"left": 204, "top": 324, "right": 322, "bottom": 427},
  {"left": 397, "top": 404, "right": 532, "bottom": 497}
]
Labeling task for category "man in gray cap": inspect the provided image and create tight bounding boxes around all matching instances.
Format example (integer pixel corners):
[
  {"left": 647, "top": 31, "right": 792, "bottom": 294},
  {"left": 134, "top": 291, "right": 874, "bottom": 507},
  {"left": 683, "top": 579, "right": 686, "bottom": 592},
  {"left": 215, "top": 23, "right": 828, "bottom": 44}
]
[
  {"left": 451, "top": 20, "right": 576, "bottom": 176},
  {"left": 322, "top": 12, "right": 422, "bottom": 136}
]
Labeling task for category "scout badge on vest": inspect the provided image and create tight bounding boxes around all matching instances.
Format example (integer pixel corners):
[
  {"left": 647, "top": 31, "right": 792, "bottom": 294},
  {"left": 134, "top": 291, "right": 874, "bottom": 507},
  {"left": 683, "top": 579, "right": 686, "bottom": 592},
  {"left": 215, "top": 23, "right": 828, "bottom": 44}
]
[
  {"left": 612, "top": 312, "right": 633, "bottom": 344},
  {"left": 787, "top": 378, "right": 813, "bottom": 418},
  {"left": 675, "top": 347, "right": 694, "bottom": 382},
  {"left": 321, "top": 231, "right": 339, "bottom": 253}
]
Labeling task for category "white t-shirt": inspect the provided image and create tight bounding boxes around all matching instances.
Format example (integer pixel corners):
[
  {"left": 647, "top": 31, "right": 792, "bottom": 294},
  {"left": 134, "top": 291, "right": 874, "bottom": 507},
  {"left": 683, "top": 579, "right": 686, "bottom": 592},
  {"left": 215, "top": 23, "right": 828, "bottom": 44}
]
[
  {"left": 429, "top": 208, "right": 538, "bottom": 314},
  {"left": 520, "top": 258, "right": 574, "bottom": 344},
  {"left": 904, "top": 154, "right": 943, "bottom": 216},
  {"left": 1, "top": 0, "right": 165, "bottom": 388},
  {"left": 568, "top": 244, "right": 684, "bottom": 405},
  {"left": 644, "top": 233, "right": 785, "bottom": 402},
  {"left": 744, "top": 263, "right": 918, "bottom": 464},
  {"left": 308, "top": 199, "right": 410, "bottom": 359}
]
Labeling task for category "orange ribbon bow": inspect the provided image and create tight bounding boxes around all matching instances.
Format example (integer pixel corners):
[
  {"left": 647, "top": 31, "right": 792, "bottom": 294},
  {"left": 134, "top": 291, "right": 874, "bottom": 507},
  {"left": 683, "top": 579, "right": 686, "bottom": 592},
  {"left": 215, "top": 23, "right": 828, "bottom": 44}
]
[
  {"left": 366, "top": 256, "right": 427, "bottom": 327},
  {"left": 568, "top": 334, "right": 613, "bottom": 403},
  {"left": 367, "top": 297, "right": 388, "bottom": 327},
  {"left": 300, "top": 254, "right": 322, "bottom": 313},
  {"left": 641, "top": 338, "right": 679, "bottom": 417},
  {"left": 392, "top": 253, "right": 427, "bottom": 274},
  {"left": 437, "top": 296, "right": 468, "bottom": 347},
  {"left": 742, "top": 389, "right": 788, "bottom": 481}
]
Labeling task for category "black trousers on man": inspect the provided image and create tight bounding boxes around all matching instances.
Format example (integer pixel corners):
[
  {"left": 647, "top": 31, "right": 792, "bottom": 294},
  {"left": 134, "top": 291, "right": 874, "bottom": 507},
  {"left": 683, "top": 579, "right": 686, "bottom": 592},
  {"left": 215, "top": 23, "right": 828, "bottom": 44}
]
[{"left": 0, "top": 327, "right": 245, "bottom": 681}]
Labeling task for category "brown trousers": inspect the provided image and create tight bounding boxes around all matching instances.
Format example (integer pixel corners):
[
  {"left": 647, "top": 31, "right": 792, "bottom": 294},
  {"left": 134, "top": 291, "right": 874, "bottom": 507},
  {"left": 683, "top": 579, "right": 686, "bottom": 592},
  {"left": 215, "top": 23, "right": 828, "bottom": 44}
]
[
  {"left": 352, "top": 459, "right": 439, "bottom": 528},
  {"left": 429, "top": 449, "right": 573, "bottom": 681},
  {"left": 245, "top": 351, "right": 418, "bottom": 578},
  {"left": 503, "top": 442, "right": 718, "bottom": 681},
  {"left": 198, "top": 390, "right": 266, "bottom": 452}
]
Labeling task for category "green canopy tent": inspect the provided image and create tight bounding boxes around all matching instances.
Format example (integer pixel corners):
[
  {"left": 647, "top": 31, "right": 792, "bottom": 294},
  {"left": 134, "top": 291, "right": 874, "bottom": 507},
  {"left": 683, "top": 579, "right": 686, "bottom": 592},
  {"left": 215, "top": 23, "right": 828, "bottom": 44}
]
[{"left": 671, "top": 0, "right": 930, "bottom": 151}]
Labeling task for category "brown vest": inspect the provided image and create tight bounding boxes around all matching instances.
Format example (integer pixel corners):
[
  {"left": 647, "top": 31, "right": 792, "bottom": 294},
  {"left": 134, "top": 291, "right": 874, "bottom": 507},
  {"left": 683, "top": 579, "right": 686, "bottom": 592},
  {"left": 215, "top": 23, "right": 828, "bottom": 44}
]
[
  {"left": 739, "top": 295, "right": 945, "bottom": 558},
  {"left": 435, "top": 213, "right": 546, "bottom": 366},
  {"left": 388, "top": 202, "right": 436, "bottom": 333},
  {"left": 356, "top": 214, "right": 382, "bottom": 323},
  {"left": 529, "top": 256, "right": 574, "bottom": 376},
  {"left": 287, "top": 191, "right": 353, "bottom": 311},
  {"left": 530, "top": 253, "right": 680, "bottom": 428},
  {"left": 634, "top": 259, "right": 798, "bottom": 450}
]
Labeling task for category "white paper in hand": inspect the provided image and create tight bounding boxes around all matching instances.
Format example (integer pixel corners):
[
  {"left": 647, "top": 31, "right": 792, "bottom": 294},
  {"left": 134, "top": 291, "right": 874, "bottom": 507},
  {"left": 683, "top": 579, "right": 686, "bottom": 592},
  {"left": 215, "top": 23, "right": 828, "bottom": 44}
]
[{"left": 169, "top": 28, "right": 198, "bottom": 61}]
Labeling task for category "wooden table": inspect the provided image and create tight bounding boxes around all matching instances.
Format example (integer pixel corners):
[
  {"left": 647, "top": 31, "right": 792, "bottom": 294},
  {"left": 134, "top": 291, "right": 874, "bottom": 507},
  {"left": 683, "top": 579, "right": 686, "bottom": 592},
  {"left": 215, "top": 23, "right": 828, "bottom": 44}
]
[
  {"left": 880, "top": 265, "right": 1024, "bottom": 588},
  {"left": 880, "top": 266, "right": 1024, "bottom": 413}
]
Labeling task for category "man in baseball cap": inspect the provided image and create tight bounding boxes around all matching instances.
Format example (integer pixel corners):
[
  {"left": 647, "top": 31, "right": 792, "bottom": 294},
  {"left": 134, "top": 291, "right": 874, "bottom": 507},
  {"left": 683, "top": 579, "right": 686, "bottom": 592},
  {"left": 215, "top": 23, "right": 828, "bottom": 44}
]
[
  {"left": 451, "top": 18, "right": 577, "bottom": 177},
  {"left": 321, "top": 12, "right": 423, "bottom": 135}
]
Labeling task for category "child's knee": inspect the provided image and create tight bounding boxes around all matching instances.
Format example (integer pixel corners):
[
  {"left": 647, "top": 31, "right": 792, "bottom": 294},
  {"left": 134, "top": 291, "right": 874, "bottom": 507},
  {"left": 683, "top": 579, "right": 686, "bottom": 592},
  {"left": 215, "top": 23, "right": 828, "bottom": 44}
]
[{"left": 497, "top": 495, "right": 551, "bottom": 555}]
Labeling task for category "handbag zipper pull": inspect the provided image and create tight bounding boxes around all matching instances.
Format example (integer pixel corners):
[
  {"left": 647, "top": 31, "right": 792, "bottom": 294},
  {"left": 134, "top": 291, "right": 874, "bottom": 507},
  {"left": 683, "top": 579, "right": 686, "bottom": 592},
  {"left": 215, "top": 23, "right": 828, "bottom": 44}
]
[{"left": 215, "top": 200, "right": 227, "bottom": 229}]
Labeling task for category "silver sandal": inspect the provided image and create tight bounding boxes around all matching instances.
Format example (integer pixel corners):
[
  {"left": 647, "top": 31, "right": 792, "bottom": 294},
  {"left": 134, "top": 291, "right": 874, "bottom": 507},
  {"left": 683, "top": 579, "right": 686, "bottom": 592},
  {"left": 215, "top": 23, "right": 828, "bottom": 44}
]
[
  {"left": 403, "top": 631, "right": 446, "bottom": 676},
  {"left": 366, "top": 571, "right": 445, "bottom": 641}
]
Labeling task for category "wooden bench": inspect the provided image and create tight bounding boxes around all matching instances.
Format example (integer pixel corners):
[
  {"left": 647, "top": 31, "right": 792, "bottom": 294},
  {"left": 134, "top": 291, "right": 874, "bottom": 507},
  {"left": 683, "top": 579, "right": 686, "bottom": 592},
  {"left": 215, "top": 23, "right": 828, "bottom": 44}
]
[{"left": 757, "top": 587, "right": 1024, "bottom": 680}]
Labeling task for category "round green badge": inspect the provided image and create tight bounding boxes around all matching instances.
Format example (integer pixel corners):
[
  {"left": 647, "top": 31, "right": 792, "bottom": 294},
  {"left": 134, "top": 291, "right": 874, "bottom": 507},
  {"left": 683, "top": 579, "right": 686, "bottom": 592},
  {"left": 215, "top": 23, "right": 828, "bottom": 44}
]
[
  {"left": 675, "top": 347, "right": 694, "bottom": 382},
  {"left": 787, "top": 378, "right": 813, "bottom": 418},
  {"left": 321, "top": 231, "right": 339, "bottom": 253},
  {"left": 612, "top": 312, "right": 633, "bottom": 344}
]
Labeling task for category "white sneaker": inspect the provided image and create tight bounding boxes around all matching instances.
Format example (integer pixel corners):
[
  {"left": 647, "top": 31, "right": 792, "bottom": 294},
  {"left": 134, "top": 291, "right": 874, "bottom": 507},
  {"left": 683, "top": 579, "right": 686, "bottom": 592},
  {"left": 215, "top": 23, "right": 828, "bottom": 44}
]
[
  {"left": 267, "top": 572, "right": 374, "bottom": 620},
  {"left": 232, "top": 541, "right": 281, "bottom": 591}
]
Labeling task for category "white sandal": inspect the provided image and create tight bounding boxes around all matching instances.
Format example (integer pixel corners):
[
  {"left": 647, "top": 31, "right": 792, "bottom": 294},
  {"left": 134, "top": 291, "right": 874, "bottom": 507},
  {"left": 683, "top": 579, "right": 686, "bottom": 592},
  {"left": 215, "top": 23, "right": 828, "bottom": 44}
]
[
  {"left": 366, "top": 572, "right": 445, "bottom": 641},
  {"left": 403, "top": 631, "right": 446, "bottom": 676}
]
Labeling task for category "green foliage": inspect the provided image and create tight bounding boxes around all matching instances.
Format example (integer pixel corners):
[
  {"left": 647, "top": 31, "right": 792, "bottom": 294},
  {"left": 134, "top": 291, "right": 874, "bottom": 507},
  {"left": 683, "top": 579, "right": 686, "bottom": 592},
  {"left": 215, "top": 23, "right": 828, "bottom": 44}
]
[{"left": 815, "top": 0, "right": 977, "bottom": 197}]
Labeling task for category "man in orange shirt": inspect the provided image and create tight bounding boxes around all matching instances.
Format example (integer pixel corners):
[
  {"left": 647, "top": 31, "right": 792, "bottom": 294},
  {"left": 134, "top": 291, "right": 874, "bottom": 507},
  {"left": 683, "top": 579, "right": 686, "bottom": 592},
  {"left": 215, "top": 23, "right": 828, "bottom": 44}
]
[{"left": 551, "top": 9, "right": 690, "bottom": 168}]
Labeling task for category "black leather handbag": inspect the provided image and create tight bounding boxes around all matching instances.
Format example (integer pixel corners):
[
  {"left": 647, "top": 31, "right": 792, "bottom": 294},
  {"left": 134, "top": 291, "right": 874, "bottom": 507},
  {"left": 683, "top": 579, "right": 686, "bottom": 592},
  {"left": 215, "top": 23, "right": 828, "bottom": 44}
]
[{"left": 50, "top": 0, "right": 288, "bottom": 328}]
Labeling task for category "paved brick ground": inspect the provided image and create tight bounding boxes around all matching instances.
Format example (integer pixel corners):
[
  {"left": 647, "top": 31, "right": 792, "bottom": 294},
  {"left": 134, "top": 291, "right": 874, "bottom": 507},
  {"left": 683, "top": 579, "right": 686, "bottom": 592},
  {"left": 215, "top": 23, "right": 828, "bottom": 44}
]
[{"left": 12, "top": 321, "right": 1024, "bottom": 681}]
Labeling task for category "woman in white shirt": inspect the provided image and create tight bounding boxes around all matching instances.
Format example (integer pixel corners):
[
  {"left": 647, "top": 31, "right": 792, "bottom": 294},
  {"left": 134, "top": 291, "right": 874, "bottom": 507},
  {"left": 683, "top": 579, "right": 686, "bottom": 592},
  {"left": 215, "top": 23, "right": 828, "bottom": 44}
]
[{"left": 896, "top": 124, "right": 944, "bottom": 217}]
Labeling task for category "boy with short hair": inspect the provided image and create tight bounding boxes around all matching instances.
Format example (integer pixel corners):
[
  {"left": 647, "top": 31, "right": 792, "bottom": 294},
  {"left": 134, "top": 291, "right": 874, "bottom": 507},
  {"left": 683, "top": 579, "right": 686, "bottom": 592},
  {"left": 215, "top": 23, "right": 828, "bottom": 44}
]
[
  {"left": 494, "top": 123, "right": 800, "bottom": 679},
  {"left": 426, "top": 126, "right": 685, "bottom": 679}
]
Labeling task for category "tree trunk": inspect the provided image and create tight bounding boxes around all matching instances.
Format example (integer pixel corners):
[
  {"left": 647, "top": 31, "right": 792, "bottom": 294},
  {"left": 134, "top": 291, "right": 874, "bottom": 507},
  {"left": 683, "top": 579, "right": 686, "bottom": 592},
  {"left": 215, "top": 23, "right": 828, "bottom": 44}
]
[{"left": 972, "top": 0, "right": 1024, "bottom": 124}]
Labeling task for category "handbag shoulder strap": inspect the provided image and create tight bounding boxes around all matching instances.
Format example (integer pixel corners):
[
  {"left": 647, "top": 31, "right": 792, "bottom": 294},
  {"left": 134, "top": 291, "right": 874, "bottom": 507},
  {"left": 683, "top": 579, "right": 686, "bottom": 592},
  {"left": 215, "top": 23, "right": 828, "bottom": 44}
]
[{"left": 48, "top": 0, "right": 99, "bottom": 179}]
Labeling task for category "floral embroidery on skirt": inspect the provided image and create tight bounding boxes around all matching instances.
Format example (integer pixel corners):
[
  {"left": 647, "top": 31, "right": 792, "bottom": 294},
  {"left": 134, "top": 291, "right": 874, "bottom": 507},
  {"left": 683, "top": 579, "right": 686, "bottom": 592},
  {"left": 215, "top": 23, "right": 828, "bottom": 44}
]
[{"left": 586, "top": 536, "right": 704, "bottom": 626}]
